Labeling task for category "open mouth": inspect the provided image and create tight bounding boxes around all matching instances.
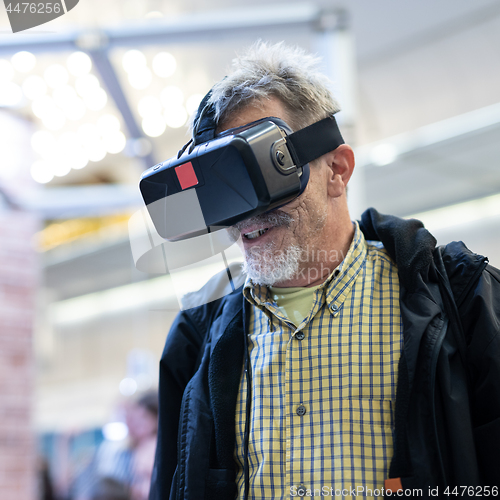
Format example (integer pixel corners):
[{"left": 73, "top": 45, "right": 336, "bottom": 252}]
[{"left": 243, "top": 228, "right": 270, "bottom": 240}]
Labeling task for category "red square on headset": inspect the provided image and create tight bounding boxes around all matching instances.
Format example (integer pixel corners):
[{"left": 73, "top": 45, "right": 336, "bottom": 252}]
[{"left": 175, "top": 162, "right": 198, "bottom": 190}]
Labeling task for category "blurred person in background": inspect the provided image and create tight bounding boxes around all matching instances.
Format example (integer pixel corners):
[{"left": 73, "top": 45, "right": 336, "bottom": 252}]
[
  {"left": 72, "top": 391, "right": 158, "bottom": 500},
  {"left": 90, "top": 477, "right": 130, "bottom": 500},
  {"left": 127, "top": 391, "right": 158, "bottom": 500},
  {"left": 37, "top": 456, "right": 55, "bottom": 500},
  {"left": 129, "top": 432, "right": 157, "bottom": 500}
]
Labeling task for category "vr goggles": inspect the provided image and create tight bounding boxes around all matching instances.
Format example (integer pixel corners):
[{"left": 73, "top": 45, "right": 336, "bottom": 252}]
[{"left": 139, "top": 102, "right": 344, "bottom": 241}]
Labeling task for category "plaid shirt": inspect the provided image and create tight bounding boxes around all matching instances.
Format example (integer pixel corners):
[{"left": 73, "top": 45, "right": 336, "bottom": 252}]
[{"left": 234, "top": 222, "right": 403, "bottom": 499}]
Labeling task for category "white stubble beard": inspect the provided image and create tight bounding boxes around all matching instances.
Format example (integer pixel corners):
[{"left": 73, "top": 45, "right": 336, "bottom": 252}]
[
  {"left": 233, "top": 210, "right": 299, "bottom": 286},
  {"left": 237, "top": 203, "right": 328, "bottom": 286},
  {"left": 242, "top": 242, "right": 303, "bottom": 286}
]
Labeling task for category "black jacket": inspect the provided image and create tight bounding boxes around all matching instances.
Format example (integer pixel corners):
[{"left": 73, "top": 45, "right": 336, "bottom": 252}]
[{"left": 150, "top": 209, "right": 500, "bottom": 500}]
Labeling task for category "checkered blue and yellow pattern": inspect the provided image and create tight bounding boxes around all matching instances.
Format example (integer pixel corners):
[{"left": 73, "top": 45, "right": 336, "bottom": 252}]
[{"left": 234, "top": 222, "right": 403, "bottom": 499}]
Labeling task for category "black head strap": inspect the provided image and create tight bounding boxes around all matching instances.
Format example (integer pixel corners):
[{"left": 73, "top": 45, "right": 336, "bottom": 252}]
[
  {"left": 179, "top": 84, "right": 345, "bottom": 170},
  {"left": 191, "top": 90, "right": 217, "bottom": 147},
  {"left": 286, "top": 115, "right": 345, "bottom": 168},
  {"left": 177, "top": 87, "right": 217, "bottom": 158}
]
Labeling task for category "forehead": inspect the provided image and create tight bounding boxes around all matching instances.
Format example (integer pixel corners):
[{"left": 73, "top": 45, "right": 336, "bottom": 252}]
[{"left": 218, "top": 97, "right": 291, "bottom": 132}]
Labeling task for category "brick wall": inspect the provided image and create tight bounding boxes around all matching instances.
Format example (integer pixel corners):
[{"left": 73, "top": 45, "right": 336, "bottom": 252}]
[
  {"left": 0, "top": 210, "right": 39, "bottom": 500},
  {"left": 0, "top": 110, "right": 39, "bottom": 500}
]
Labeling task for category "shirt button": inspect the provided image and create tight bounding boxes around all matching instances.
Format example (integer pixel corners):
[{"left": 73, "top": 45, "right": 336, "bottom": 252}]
[
  {"left": 296, "top": 405, "right": 307, "bottom": 416},
  {"left": 297, "top": 485, "right": 306, "bottom": 497},
  {"left": 295, "top": 332, "right": 305, "bottom": 341}
]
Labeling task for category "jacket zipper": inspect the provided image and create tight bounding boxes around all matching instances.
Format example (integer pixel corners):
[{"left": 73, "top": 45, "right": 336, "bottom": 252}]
[{"left": 177, "top": 384, "right": 192, "bottom": 500}]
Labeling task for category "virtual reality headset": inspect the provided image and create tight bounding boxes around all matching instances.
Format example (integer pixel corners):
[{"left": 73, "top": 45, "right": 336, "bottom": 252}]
[{"left": 139, "top": 107, "right": 344, "bottom": 241}]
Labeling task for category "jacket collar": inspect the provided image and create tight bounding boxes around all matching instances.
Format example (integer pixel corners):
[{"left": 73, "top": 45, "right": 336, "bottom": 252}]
[{"left": 359, "top": 208, "right": 437, "bottom": 294}]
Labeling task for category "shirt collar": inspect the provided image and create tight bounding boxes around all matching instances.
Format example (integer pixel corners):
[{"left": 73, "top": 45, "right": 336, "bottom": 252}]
[{"left": 322, "top": 221, "right": 367, "bottom": 315}]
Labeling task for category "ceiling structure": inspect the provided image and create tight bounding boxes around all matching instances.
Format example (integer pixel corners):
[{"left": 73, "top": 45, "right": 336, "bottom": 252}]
[
  {"left": 1, "top": 0, "right": 499, "bottom": 432},
  {"left": 1, "top": 0, "right": 499, "bottom": 199}
]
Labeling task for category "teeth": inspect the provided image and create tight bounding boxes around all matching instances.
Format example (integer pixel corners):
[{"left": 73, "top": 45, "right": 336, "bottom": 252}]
[{"left": 245, "top": 228, "right": 269, "bottom": 240}]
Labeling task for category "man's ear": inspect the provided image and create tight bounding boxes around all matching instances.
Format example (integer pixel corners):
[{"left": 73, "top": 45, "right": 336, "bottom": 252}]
[{"left": 323, "top": 145, "right": 355, "bottom": 198}]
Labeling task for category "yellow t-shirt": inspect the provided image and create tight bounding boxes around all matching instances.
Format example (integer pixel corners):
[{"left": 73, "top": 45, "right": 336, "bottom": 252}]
[{"left": 270, "top": 284, "right": 323, "bottom": 327}]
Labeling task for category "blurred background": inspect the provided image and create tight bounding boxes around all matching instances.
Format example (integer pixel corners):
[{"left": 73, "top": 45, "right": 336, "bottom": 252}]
[{"left": 1, "top": 0, "right": 499, "bottom": 499}]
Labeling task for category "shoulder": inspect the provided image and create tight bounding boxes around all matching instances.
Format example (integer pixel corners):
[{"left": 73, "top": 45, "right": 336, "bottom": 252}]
[
  {"left": 438, "top": 241, "right": 489, "bottom": 307},
  {"left": 179, "top": 262, "right": 245, "bottom": 329},
  {"left": 160, "top": 279, "right": 244, "bottom": 383},
  {"left": 180, "top": 262, "right": 245, "bottom": 312},
  {"left": 164, "top": 264, "right": 244, "bottom": 362}
]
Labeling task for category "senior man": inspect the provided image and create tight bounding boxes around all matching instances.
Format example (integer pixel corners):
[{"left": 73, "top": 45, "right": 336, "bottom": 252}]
[{"left": 149, "top": 42, "right": 500, "bottom": 500}]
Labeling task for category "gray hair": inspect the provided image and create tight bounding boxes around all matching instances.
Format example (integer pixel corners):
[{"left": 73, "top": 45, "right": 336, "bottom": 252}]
[{"left": 208, "top": 41, "right": 341, "bottom": 131}]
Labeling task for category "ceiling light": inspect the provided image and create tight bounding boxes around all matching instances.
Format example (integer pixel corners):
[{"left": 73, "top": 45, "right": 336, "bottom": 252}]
[
  {"left": 44, "top": 64, "right": 69, "bottom": 89},
  {"left": 71, "top": 153, "right": 89, "bottom": 170},
  {"left": 61, "top": 149, "right": 88, "bottom": 171},
  {"left": 31, "top": 130, "right": 57, "bottom": 158},
  {"left": 122, "top": 50, "right": 147, "bottom": 73},
  {"left": 103, "top": 131, "right": 126, "bottom": 154},
  {"left": 64, "top": 97, "right": 86, "bottom": 121},
  {"left": 22, "top": 75, "right": 47, "bottom": 100},
  {"left": 47, "top": 148, "right": 73, "bottom": 177},
  {"left": 160, "top": 85, "right": 184, "bottom": 107},
  {"left": 31, "top": 160, "right": 54, "bottom": 184},
  {"left": 0, "top": 82, "right": 23, "bottom": 107},
  {"left": 78, "top": 123, "right": 100, "bottom": 144},
  {"left": 138, "top": 96, "right": 162, "bottom": 118},
  {"left": 53, "top": 156, "right": 72, "bottom": 177},
  {"left": 42, "top": 109, "right": 66, "bottom": 131},
  {"left": 53, "top": 85, "right": 77, "bottom": 107},
  {"left": 67, "top": 51, "right": 92, "bottom": 77},
  {"left": 32, "top": 95, "right": 57, "bottom": 118},
  {"left": 142, "top": 116, "right": 166, "bottom": 137},
  {"left": 11, "top": 51, "right": 36, "bottom": 73},
  {"left": 152, "top": 52, "right": 176, "bottom": 78},
  {"left": 87, "top": 143, "right": 107, "bottom": 162},
  {"left": 128, "top": 68, "right": 152, "bottom": 90},
  {"left": 75, "top": 74, "right": 100, "bottom": 97},
  {"left": 164, "top": 105, "right": 188, "bottom": 129},
  {"left": 83, "top": 88, "right": 108, "bottom": 111},
  {"left": 58, "top": 131, "right": 81, "bottom": 151},
  {"left": 97, "top": 114, "right": 121, "bottom": 135},
  {"left": 0, "top": 59, "right": 14, "bottom": 82},
  {"left": 58, "top": 132, "right": 89, "bottom": 169}
]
